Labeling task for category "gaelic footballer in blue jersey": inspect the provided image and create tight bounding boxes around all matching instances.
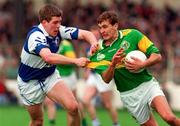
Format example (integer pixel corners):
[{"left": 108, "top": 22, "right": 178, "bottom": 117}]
[{"left": 17, "top": 4, "right": 98, "bottom": 126}]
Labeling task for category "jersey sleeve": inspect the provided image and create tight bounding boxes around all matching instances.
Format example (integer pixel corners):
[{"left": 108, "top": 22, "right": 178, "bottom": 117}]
[
  {"left": 59, "top": 25, "right": 79, "bottom": 40},
  {"left": 28, "top": 31, "right": 49, "bottom": 55},
  {"left": 132, "top": 29, "right": 160, "bottom": 57}
]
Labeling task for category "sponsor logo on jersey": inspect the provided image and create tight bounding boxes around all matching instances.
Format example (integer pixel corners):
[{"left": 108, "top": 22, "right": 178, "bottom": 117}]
[
  {"left": 97, "top": 53, "right": 105, "bottom": 61},
  {"left": 108, "top": 48, "right": 117, "bottom": 53}
]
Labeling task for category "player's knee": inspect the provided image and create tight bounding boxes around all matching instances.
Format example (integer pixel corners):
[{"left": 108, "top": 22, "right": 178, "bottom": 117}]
[
  {"left": 163, "top": 114, "right": 176, "bottom": 125},
  {"left": 104, "top": 102, "right": 111, "bottom": 110},
  {"left": 82, "top": 97, "right": 91, "bottom": 107},
  {"left": 46, "top": 100, "right": 54, "bottom": 105},
  {"left": 66, "top": 101, "right": 79, "bottom": 114},
  {"left": 31, "top": 118, "right": 43, "bottom": 126}
]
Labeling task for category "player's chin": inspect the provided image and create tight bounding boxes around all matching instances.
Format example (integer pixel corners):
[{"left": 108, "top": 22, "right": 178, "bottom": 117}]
[
  {"left": 102, "top": 36, "right": 110, "bottom": 40},
  {"left": 51, "top": 31, "right": 58, "bottom": 37}
]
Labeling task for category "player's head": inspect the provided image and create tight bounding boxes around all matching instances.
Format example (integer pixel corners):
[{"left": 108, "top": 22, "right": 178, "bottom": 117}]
[
  {"left": 39, "top": 4, "right": 63, "bottom": 37},
  {"left": 97, "top": 11, "right": 119, "bottom": 41}
]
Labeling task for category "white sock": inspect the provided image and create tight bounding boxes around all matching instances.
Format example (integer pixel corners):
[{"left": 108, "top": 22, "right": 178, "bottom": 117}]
[{"left": 92, "top": 118, "right": 101, "bottom": 126}]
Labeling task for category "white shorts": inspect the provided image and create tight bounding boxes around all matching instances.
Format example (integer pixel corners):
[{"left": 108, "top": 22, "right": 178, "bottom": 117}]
[
  {"left": 17, "top": 70, "right": 62, "bottom": 106},
  {"left": 120, "top": 78, "right": 165, "bottom": 124},
  {"left": 86, "top": 73, "right": 114, "bottom": 92},
  {"left": 61, "top": 72, "right": 77, "bottom": 91}
]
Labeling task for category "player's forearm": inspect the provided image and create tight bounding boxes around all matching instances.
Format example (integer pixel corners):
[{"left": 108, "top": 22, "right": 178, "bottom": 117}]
[
  {"left": 40, "top": 48, "right": 77, "bottom": 65},
  {"left": 101, "top": 63, "right": 115, "bottom": 83},
  {"left": 143, "top": 53, "right": 162, "bottom": 68},
  {"left": 43, "top": 53, "right": 76, "bottom": 65}
]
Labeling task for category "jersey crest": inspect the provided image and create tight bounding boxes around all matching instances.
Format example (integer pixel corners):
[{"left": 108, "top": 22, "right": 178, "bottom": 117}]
[{"left": 120, "top": 40, "right": 130, "bottom": 50}]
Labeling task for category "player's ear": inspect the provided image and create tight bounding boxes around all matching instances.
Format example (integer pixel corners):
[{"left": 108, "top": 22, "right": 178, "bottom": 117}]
[
  {"left": 114, "top": 23, "right": 118, "bottom": 29},
  {"left": 41, "top": 20, "right": 48, "bottom": 25}
]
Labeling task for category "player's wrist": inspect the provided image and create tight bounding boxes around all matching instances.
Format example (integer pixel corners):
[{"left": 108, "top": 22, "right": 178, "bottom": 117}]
[{"left": 110, "top": 62, "right": 116, "bottom": 68}]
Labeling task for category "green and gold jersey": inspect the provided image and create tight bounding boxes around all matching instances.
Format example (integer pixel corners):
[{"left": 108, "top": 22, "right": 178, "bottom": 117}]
[
  {"left": 56, "top": 40, "right": 76, "bottom": 76},
  {"left": 87, "top": 29, "right": 160, "bottom": 92}
]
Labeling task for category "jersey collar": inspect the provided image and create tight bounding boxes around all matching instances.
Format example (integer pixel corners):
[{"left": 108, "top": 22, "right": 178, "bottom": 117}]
[{"left": 119, "top": 30, "right": 123, "bottom": 39}]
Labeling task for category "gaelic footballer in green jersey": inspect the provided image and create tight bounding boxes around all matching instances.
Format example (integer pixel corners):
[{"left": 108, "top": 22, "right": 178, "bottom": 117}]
[
  {"left": 87, "top": 11, "right": 180, "bottom": 126},
  {"left": 87, "top": 29, "right": 159, "bottom": 92}
]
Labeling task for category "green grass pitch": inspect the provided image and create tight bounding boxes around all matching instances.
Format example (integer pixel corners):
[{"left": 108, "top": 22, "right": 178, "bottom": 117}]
[{"left": 0, "top": 105, "right": 180, "bottom": 126}]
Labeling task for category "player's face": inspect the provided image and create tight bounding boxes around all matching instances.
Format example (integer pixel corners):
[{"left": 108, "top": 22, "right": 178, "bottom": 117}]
[
  {"left": 43, "top": 16, "right": 62, "bottom": 37},
  {"left": 98, "top": 20, "right": 118, "bottom": 41}
]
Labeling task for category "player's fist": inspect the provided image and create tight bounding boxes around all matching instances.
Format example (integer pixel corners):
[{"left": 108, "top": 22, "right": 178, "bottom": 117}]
[
  {"left": 75, "top": 57, "right": 90, "bottom": 67},
  {"left": 89, "top": 43, "right": 99, "bottom": 55}
]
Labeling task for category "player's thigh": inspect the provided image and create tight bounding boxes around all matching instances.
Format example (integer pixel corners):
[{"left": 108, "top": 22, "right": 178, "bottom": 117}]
[
  {"left": 151, "top": 95, "right": 174, "bottom": 118},
  {"left": 26, "top": 103, "right": 43, "bottom": 120},
  {"left": 141, "top": 113, "right": 158, "bottom": 126},
  {"left": 83, "top": 86, "right": 97, "bottom": 102},
  {"left": 100, "top": 91, "right": 112, "bottom": 107},
  {"left": 47, "top": 80, "right": 77, "bottom": 110}
]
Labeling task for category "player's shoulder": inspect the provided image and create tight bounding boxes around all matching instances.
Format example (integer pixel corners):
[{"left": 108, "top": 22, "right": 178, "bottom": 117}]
[
  {"left": 29, "top": 31, "right": 46, "bottom": 41},
  {"left": 120, "top": 28, "right": 142, "bottom": 37},
  {"left": 28, "top": 30, "right": 46, "bottom": 45},
  {"left": 59, "top": 25, "right": 78, "bottom": 33}
]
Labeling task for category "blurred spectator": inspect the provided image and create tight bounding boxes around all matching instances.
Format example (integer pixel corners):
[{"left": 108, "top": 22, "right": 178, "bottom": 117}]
[
  {"left": 0, "top": 72, "right": 9, "bottom": 105},
  {"left": 0, "top": 48, "right": 5, "bottom": 69},
  {"left": 4, "top": 46, "right": 18, "bottom": 79},
  {"left": 0, "top": 72, "right": 17, "bottom": 105}
]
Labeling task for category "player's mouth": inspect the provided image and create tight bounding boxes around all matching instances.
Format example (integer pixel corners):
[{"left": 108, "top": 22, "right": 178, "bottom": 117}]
[
  {"left": 54, "top": 30, "right": 58, "bottom": 34},
  {"left": 102, "top": 34, "right": 108, "bottom": 39}
]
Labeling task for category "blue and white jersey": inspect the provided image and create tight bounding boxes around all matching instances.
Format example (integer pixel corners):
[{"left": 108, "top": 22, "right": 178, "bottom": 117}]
[{"left": 18, "top": 24, "right": 79, "bottom": 82}]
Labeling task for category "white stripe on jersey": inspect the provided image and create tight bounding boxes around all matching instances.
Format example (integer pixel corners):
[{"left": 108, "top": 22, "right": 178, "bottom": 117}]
[
  {"left": 27, "top": 31, "right": 47, "bottom": 54},
  {"left": 21, "top": 48, "right": 49, "bottom": 68},
  {"left": 60, "top": 25, "right": 78, "bottom": 39}
]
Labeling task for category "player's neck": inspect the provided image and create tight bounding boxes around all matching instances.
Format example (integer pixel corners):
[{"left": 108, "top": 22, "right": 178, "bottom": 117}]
[{"left": 104, "top": 31, "right": 118, "bottom": 46}]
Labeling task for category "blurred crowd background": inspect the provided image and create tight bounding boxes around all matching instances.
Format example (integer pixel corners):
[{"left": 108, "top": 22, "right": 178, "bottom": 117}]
[{"left": 0, "top": 0, "right": 179, "bottom": 106}]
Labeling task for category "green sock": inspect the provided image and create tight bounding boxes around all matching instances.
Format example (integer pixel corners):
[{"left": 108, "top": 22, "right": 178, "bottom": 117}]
[
  {"left": 49, "top": 119, "right": 56, "bottom": 126},
  {"left": 82, "top": 118, "right": 88, "bottom": 126}
]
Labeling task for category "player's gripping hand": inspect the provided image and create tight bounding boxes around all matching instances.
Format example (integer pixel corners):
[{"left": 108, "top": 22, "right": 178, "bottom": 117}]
[
  {"left": 111, "top": 48, "right": 125, "bottom": 67},
  {"left": 89, "top": 43, "right": 99, "bottom": 55},
  {"left": 125, "top": 57, "right": 145, "bottom": 73},
  {"left": 74, "top": 57, "right": 90, "bottom": 67}
]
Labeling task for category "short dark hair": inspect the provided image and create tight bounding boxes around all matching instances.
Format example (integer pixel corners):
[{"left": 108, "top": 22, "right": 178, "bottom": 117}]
[
  {"left": 97, "top": 11, "right": 118, "bottom": 25},
  {"left": 38, "top": 4, "right": 62, "bottom": 22}
]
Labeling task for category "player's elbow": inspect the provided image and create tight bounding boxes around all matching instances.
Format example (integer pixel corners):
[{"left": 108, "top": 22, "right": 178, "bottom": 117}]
[
  {"left": 102, "top": 73, "right": 112, "bottom": 83},
  {"left": 42, "top": 54, "right": 54, "bottom": 64},
  {"left": 104, "top": 79, "right": 111, "bottom": 84},
  {"left": 40, "top": 48, "right": 55, "bottom": 64},
  {"left": 103, "top": 77, "right": 111, "bottom": 84}
]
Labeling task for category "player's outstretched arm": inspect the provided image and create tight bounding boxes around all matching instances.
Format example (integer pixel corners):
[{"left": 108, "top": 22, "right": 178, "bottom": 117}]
[
  {"left": 39, "top": 48, "right": 89, "bottom": 67},
  {"left": 78, "top": 29, "right": 99, "bottom": 55}
]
